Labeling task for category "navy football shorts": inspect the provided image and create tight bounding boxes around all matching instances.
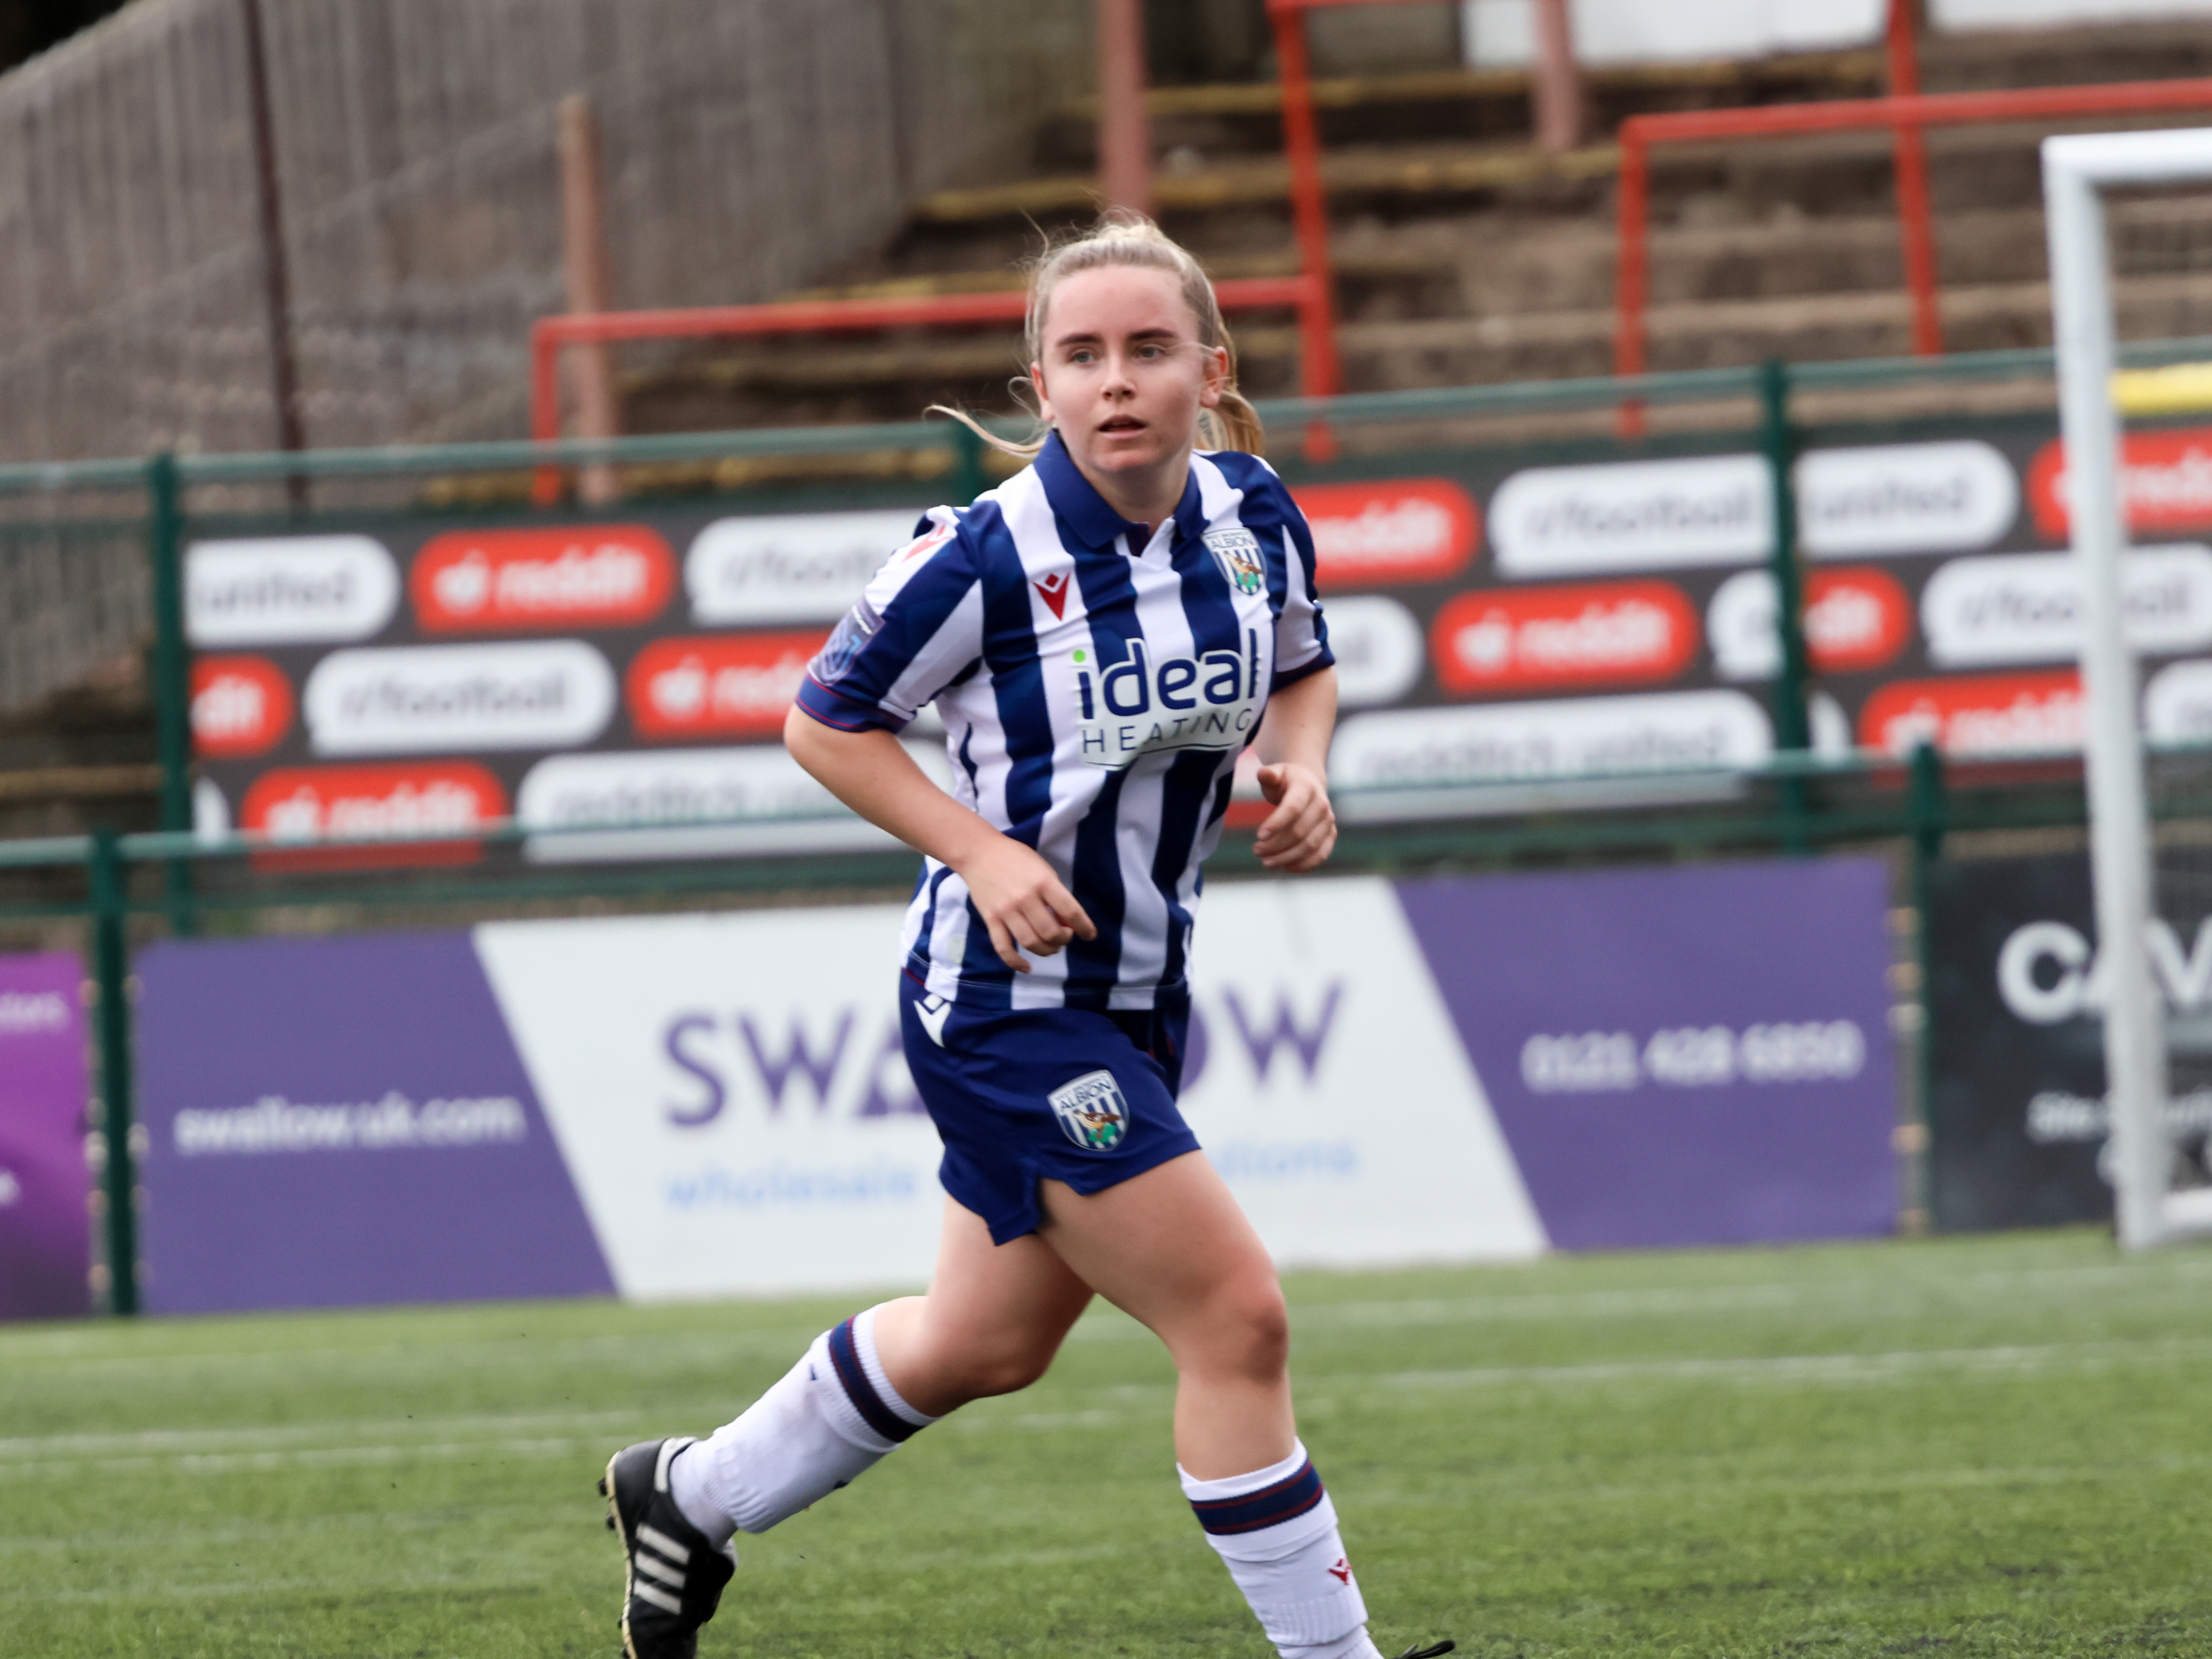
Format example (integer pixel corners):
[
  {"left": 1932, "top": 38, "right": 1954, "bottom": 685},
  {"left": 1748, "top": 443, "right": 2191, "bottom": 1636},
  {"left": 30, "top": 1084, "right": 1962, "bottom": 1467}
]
[{"left": 897, "top": 970, "right": 1203, "bottom": 1245}]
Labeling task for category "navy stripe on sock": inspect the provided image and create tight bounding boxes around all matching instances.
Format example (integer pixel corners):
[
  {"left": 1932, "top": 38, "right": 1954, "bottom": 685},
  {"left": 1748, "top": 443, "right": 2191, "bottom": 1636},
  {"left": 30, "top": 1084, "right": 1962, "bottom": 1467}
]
[
  {"left": 1188, "top": 1459, "right": 1325, "bottom": 1535},
  {"left": 826, "top": 1317, "right": 921, "bottom": 1445}
]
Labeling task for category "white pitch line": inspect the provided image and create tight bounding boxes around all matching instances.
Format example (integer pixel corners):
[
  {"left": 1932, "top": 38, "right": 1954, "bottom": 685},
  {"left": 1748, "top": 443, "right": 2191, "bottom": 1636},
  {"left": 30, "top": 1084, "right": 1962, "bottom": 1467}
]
[
  {"left": 0, "top": 1406, "right": 646, "bottom": 1463},
  {"left": 7, "top": 1332, "right": 2207, "bottom": 1478}
]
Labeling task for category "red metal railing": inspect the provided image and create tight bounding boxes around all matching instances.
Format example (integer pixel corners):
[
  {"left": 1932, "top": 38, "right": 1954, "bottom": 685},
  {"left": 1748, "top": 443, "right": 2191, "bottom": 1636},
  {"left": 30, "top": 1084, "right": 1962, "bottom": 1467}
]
[
  {"left": 1614, "top": 76, "right": 2212, "bottom": 385},
  {"left": 529, "top": 276, "right": 1325, "bottom": 503},
  {"left": 1270, "top": 0, "right": 1924, "bottom": 393}
]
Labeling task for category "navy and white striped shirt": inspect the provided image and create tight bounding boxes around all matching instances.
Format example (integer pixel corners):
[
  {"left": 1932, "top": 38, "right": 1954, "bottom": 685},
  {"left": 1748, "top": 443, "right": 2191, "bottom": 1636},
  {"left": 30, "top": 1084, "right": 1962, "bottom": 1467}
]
[{"left": 796, "top": 432, "right": 1331, "bottom": 1010}]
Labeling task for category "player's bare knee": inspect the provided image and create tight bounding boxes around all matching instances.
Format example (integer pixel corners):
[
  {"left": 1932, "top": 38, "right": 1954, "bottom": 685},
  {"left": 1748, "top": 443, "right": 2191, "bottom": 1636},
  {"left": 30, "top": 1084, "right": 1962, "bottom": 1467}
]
[
  {"left": 1186, "top": 1273, "right": 1288, "bottom": 1382},
  {"left": 940, "top": 1333, "right": 1058, "bottom": 1400}
]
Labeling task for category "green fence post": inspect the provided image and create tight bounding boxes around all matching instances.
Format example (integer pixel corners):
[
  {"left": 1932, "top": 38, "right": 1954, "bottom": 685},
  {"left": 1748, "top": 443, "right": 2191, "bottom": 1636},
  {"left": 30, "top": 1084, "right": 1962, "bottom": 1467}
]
[
  {"left": 1908, "top": 738, "right": 1947, "bottom": 866},
  {"left": 146, "top": 452, "right": 197, "bottom": 935},
  {"left": 949, "top": 421, "right": 988, "bottom": 507},
  {"left": 1760, "top": 359, "right": 1813, "bottom": 854},
  {"left": 1905, "top": 739, "right": 1946, "bottom": 1233},
  {"left": 89, "top": 828, "right": 141, "bottom": 1316}
]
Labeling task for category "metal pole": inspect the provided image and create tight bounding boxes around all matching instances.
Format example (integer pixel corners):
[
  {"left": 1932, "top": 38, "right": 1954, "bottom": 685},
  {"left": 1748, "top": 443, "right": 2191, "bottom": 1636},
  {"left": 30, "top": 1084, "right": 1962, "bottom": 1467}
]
[
  {"left": 1886, "top": 0, "right": 1943, "bottom": 356},
  {"left": 240, "top": 0, "right": 307, "bottom": 513},
  {"left": 559, "top": 94, "right": 622, "bottom": 506},
  {"left": 1269, "top": 4, "right": 1341, "bottom": 398},
  {"left": 1612, "top": 125, "right": 1650, "bottom": 437},
  {"left": 949, "top": 421, "right": 988, "bottom": 507},
  {"left": 89, "top": 829, "right": 140, "bottom": 1316},
  {"left": 1760, "top": 360, "right": 1813, "bottom": 853},
  {"left": 1097, "top": 0, "right": 1154, "bottom": 216},
  {"left": 146, "top": 453, "right": 197, "bottom": 936},
  {"left": 530, "top": 322, "right": 565, "bottom": 507},
  {"left": 1909, "top": 738, "right": 1946, "bottom": 867},
  {"left": 1907, "top": 739, "right": 1945, "bottom": 1232},
  {"left": 2044, "top": 133, "right": 2168, "bottom": 1249},
  {"left": 1530, "top": 0, "right": 1585, "bottom": 154},
  {"left": 1759, "top": 360, "right": 1813, "bottom": 753}
]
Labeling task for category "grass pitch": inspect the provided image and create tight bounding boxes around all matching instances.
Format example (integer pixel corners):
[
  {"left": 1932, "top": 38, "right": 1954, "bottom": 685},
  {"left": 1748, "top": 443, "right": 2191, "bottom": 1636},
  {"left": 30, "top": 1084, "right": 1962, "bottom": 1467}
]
[{"left": 4, "top": 1229, "right": 2209, "bottom": 1657}]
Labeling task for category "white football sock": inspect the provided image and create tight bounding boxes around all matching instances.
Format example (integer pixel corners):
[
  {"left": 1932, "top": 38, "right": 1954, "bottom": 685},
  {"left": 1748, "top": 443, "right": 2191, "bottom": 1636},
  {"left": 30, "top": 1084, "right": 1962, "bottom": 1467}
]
[
  {"left": 672, "top": 1303, "right": 936, "bottom": 1544},
  {"left": 1181, "top": 1441, "right": 1377, "bottom": 1657}
]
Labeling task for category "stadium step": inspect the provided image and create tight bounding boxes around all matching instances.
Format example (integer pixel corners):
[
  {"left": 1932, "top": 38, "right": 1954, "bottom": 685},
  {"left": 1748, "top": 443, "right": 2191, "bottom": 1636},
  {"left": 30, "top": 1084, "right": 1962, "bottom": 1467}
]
[
  {"left": 909, "top": 139, "right": 1621, "bottom": 225},
  {"left": 616, "top": 17, "right": 2212, "bottom": 438}
]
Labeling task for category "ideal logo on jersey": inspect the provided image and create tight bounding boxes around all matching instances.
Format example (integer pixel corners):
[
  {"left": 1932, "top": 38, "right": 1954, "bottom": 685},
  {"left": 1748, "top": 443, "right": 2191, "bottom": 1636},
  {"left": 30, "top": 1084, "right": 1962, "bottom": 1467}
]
[
  {"left": 1291, "top": 479, "right": 1478, "bottom": 587},
  {"left": 1858, "top": 669, "right": 2083, "bottom": 757},
  {"left": 1049, "top": 1069, "right": 1132, "bottom": 1151},
  {"left": 1206, "top": 527, "right": 1266, "bottom": 596},
  {"left": 1432, "top": 581, "right": 1695, "bottom": 695},
  {"left": 190, "top": 655, "right": 293, "bottom": 757},
  {"left": 240, "top": 761, "right": 508, "bottom": 869},
  {"left": 629, "top": 630, "right": 828, "bottom": 739},
  {"left": 2030, "top": 427, "right": 2212, "bottom": 537},
  {"left": 1071, "top": 634, "right": 1261, "bottom": 769},
  {"left": 411, "top": 525, "right": 674, "bottom": 632}
]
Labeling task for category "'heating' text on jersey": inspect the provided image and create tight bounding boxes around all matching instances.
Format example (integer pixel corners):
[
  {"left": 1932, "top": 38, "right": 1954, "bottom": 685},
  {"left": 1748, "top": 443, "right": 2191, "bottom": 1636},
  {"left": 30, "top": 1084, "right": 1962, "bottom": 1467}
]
[{"left": 1073, "top": 630, "right": 1263, "bottom": 769}]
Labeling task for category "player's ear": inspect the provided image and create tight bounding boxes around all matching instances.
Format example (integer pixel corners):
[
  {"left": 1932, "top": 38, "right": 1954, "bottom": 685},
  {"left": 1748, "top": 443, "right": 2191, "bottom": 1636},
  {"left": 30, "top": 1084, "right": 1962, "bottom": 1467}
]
[
  {"left": 1030, "top": 360, "right": 1054, "bottom": 422},
  {"left": 1197, "top": 344, "right": 1228, "bottom": 409}
]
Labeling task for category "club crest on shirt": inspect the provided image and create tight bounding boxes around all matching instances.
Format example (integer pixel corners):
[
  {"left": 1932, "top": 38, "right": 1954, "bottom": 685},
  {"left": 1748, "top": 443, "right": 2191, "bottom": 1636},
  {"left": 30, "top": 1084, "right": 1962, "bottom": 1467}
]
[
  {"left": 1205, "top": 527, "right": 1265, "bottom": 597},
  {"left": 1048, "top": 1069, "right": 1131, "bottom": 1152}
]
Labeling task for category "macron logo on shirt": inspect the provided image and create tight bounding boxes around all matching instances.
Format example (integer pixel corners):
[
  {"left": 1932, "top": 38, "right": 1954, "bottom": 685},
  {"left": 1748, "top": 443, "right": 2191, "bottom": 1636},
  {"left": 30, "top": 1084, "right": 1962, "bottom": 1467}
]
[{"left": 1033, "top": 571, "right": 1071, "bottom": 618}]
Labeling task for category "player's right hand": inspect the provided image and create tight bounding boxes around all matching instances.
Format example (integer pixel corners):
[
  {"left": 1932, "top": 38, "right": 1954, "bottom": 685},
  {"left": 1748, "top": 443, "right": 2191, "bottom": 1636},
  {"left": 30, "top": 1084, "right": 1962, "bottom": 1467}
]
[{"left": 956, "top": 836, "right": 1097, "bottom": 973}]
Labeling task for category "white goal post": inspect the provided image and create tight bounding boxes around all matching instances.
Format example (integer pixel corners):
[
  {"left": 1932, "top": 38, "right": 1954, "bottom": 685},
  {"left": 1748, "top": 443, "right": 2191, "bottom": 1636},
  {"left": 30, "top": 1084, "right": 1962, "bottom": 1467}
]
[{"left": 2044, "top": 127, "right": 2212, "bottom": 1250}]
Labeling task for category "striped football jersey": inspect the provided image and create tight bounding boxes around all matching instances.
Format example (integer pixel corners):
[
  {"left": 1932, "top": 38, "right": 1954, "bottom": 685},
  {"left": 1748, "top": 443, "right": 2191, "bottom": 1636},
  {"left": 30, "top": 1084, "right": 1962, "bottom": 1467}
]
[{"left": 795, "top": 431, "right": 1332, "bottom": 1010}]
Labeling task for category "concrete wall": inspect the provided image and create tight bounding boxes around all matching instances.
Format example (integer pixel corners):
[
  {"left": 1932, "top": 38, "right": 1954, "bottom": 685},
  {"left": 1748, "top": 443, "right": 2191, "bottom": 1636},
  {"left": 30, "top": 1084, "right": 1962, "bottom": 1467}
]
[
  {"left": 0, "top": 0, "right": 1088, "bottom": 715},
  {"left": 0, "top": 0, "right": 1091, "bottom": 466}
]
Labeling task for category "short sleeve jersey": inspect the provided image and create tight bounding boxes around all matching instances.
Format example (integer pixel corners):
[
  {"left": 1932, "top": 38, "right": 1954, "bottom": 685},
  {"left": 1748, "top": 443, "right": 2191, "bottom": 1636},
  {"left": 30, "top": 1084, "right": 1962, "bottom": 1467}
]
[{"left": 795, "top": 432, "right": 1332, "bottom": 1011}]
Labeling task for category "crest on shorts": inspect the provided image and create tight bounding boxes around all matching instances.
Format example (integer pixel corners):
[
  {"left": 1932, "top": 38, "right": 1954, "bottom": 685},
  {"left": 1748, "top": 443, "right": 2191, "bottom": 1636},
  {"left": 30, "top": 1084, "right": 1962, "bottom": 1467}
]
[
  {"left": 1205, "top": 528, "right": 1265, "bottom": 597},
  {"left": 1048, "top": 1069, "right": 1132, "bottom": 1152}
]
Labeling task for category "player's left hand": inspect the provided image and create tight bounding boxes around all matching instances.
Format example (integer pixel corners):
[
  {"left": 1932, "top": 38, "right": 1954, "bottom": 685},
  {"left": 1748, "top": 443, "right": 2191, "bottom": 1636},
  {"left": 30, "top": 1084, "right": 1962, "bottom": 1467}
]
[{"left": 1254, "top": 762, "right": 1336, "bottom": 873}]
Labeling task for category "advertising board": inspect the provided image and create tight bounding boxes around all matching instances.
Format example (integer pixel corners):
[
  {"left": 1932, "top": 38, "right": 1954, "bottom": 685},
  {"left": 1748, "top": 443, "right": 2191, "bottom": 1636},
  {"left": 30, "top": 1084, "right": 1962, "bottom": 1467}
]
[
  {"left": 186, "top": 415, "right": 2212, "bottom": 863},
  {"left": 0, "top": 952, "right": 90, "bottom": 1320},
  {"left": 134, "top": 860, "right": 1897, "bottom": 1312},
  {"left": 1925, "top": 852, "right": 2212, "bottom": 1232}
]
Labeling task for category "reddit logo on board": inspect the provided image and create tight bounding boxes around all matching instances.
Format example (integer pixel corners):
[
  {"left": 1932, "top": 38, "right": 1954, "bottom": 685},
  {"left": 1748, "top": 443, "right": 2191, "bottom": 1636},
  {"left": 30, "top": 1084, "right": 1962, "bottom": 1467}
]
[
  {"left": 628, "top": 631, "right": 829, "bottom": 740},
  {"left": 190, "top": 656, "right": 293, "bottom": 758},
  {"left": 1432, "top": 581, "right": 1696, "bottom": 696},
  {"left": 1858, "top": 669, "right": 2084, "bottom": 758},
  {"left": 411, "top": 525, "right": 675, "bottom": 632},
  {"left": 239, "top": 761, "right": 509, "bottom": 869},
  {"left": 2029, "top": 429, "right": 2212, "bottom": 538},
  {"left": 1292, "top": 480, "right": 1479, "bottom": 588}
]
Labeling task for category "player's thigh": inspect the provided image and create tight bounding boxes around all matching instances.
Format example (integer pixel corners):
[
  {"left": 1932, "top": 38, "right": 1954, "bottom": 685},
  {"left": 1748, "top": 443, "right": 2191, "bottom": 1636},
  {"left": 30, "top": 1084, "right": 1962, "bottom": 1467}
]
[
  {"left": 895, "top": 1197, "right": 1095, "bottom": 1398},
  {"left": 1035, "top": 1151, "right": 1286, "bottom": 1369}
]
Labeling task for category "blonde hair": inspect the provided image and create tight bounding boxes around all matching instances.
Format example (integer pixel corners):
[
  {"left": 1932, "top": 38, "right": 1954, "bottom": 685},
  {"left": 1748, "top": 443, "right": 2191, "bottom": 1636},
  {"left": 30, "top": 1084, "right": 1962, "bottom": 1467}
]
[{"left": 931, "top": 211, "right": 1265, "bottom": 459}]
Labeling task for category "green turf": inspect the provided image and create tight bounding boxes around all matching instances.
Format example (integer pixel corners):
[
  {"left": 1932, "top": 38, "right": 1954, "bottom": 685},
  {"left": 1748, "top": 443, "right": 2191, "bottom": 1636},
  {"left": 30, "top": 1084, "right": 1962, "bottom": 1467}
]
[{"left": 4, "top": 1228, "right": 2210, "bottom": 1657}]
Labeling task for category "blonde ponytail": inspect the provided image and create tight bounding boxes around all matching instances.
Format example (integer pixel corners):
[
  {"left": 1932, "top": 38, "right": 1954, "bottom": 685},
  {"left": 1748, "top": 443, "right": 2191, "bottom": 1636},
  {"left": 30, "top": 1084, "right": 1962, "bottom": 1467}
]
[{"left": 930, "top": 210, "right": 1264, "bottom": 460}]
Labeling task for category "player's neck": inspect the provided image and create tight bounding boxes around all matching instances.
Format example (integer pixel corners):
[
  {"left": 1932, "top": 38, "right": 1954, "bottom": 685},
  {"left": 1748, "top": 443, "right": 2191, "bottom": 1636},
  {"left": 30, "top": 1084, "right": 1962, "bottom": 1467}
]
[{"left": 1078, "top": 450, "right": 1190, "bottom": 541}]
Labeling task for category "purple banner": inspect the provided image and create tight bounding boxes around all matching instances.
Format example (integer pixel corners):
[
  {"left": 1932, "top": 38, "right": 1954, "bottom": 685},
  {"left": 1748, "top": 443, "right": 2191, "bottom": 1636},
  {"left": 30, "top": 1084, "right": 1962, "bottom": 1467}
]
[
  {"left": 0, "top": 952, "right": 90, "bottom": 1319},
  {"left": 136, "top": 932, "right": 613, "bottom": 1313},
  {"left": 1399, "top": 860, "right": 1899, "bottom": 1249}
]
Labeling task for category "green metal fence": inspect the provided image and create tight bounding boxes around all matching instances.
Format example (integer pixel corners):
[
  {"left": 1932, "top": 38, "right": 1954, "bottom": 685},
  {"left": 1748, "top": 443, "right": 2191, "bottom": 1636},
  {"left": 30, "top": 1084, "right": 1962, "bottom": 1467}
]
[{"left": 8, "top": 338, "right": 2208, "bottom": 1312}]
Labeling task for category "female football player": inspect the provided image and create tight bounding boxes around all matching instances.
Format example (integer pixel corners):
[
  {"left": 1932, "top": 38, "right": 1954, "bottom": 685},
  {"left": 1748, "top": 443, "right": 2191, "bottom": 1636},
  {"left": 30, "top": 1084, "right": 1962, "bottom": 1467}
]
[{"left": 601, "top": 213, "right": 1452, "bottom": 1659}]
